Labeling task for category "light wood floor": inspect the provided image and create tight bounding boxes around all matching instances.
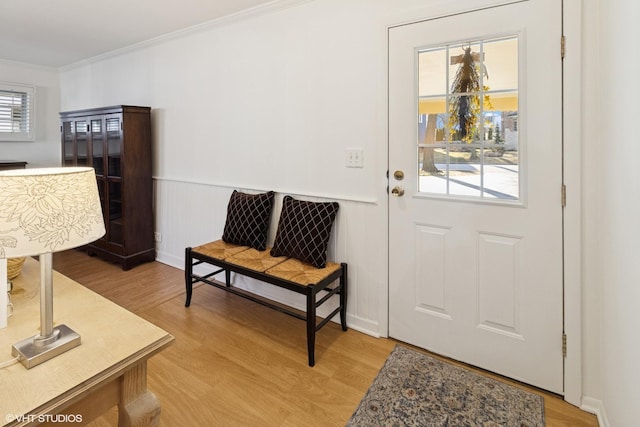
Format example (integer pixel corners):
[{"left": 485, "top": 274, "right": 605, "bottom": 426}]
[{"left": 52, "top": 250, "right": 598, "bottom": 427}]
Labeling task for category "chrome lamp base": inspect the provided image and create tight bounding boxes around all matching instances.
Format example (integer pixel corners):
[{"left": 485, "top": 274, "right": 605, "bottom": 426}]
[{"left": 11, "top": 324, "right": 81, "bottom": 369}]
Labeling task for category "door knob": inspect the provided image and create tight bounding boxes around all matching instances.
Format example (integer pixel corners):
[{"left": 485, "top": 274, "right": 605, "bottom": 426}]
[
  {"left": 391, "top": 186, "right": 405, "bottom": 197},
  {"left": 393, "top": 170, "right": 404, "bottom": 180}
]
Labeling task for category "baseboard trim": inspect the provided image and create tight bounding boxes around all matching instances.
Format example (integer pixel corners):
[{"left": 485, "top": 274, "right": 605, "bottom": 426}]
[
  {"left": 156, "top": 250, "right": 182, "bottom": 270},
  {"left": 581, "top": 396, "right": 607, "bottom": 427},
  {"left": 345, "top": 314, "right": 380, "bottom": 338}
]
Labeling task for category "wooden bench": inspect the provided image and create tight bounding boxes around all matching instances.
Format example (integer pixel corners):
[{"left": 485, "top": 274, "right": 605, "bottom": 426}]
[{"left": 185, "top": 239, "right": 348, "bottom": 366}]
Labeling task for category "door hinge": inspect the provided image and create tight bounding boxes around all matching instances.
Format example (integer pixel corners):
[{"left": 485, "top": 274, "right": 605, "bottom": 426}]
[
  {"left": 562, "top": 333, "right": 567, "bottom": 358},
  {"left": 561, "top": 184, "right": 567, "bottom": 207},
  {"left": 561, "top": 35, "right": 566, "bottom": 59}
]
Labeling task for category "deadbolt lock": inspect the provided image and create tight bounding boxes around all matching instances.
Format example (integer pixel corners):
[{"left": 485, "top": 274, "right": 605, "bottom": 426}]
[{"left": 393, "top": 170, "right": 404, "bottom": 180}]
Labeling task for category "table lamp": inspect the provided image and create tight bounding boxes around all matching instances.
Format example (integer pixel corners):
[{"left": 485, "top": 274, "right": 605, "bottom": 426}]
[{"left": 0, "top": 167, "right": 105, "bottom": 368}]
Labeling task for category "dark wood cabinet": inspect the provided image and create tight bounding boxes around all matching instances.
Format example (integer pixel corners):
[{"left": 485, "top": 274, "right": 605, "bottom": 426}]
[
  {"left": 0, "top": 161, "right": 27, "bottom": 171},
  {"left": 60, "top": 105, "right": 154, "bottom": 270}
]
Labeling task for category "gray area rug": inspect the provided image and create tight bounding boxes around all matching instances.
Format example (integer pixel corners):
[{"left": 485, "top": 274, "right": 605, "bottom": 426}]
[{"left": 347, "top": 345, "right": 545, "bottom": 427}]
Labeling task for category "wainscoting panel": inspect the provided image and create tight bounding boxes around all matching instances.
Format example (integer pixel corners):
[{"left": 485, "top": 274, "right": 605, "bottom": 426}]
[{"left": 153, "top": 178, "right": 386, "bottom": 337}]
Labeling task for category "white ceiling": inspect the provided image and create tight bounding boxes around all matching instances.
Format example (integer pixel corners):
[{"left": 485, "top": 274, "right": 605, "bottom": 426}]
[{"left": 0, "top": 0, "right": 278, "bottom": 68}]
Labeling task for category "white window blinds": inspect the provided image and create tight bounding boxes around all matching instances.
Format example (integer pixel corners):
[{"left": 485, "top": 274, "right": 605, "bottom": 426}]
[{"left": 0, "top": 83, "right": 35, "bottom": 141}]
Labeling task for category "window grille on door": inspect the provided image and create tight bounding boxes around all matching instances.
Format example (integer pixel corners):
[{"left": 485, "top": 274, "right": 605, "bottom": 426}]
[{"left": 417, "top": 35, "right": 519, "bottom": 201}]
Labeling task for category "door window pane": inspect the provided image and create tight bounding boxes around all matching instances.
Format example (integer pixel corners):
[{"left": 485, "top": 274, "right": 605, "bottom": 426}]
[
  {"left": 447, "top": 148, "right": 482, "bottom": 198},
  {"left": 417, "top": 35, "right": 519, "bottom": 201}
]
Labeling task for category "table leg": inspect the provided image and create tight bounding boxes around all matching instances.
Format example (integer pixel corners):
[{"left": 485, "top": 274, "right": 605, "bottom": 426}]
[{"left": 118, "top": 362, "right": 161, "bottom": 427}]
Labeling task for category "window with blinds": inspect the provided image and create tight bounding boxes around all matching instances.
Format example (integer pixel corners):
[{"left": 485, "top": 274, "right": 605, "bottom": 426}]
[{"left": 0, "top": 83, "right": 35, "bottom": 141}]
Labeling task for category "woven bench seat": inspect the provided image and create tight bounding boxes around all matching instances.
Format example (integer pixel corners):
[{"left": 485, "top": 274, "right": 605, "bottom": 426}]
[
  {"left": 185, "top": 240, "right": 347, "bottom": 366},
  {"left": 265, "top": 258, "right": 342, "bottom": 287},
  {"left": 192, "top": 239, "right": 249, "bottom": 260},
  {"left": 226, "top": 246, "right": 288, "bottom": 272}
]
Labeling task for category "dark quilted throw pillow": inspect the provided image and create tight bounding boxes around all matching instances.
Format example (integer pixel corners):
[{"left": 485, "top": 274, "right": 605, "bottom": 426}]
[
  {"left": 270, "top": 195, "right": 339, "bottom": 268},
  {"left": 222, "top": 190, "right": 275, "bottom": 251}
]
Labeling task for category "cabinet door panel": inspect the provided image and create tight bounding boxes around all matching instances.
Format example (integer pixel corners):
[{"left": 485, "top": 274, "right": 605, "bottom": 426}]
[
  {"left": 62, "top": 121, "right": 74, "bottom": 166},
  {"left": 106, "top": 115, "right": 122, "bottom": 178},
  {"left": 75, "top": 120, "right": 89, "bottom": 167},
  {"left": 90, "top": 117, "right": 105, "bottom": 176},
  {"left": 108, "top": 180, "right": 123, "bottom": 246}
]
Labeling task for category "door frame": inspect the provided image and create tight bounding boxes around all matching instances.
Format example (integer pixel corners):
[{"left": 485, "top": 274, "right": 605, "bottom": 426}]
[{"left": 383, "top": 0, "right": 583, "bottom": 406}]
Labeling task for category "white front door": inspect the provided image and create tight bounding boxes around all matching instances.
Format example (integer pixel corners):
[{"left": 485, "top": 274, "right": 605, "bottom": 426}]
[{"left": 388, "top": 0, "right": 563, "bottom": 393}]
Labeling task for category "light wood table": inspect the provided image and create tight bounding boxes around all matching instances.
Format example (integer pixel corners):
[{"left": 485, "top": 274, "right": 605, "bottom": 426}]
[{"left": 0, "top": 258, "right": 174, "bottom": 426}]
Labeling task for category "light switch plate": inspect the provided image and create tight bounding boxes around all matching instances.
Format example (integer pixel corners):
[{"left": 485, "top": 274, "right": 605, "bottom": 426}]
[{"left": 345, "top": 148, "right": 364, "bottom": 168}]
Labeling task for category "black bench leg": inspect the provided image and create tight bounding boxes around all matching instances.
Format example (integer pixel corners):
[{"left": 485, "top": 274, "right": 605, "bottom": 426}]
[
  {"left": 225, "top": 269, "right": 231, "bottom": 287},
  {"left": 340, "top": 263, "right": 348, "bottom": 331},
  {"left": 185, "top": 247, "right": 193, "bottom": 307},
  {"left": 306, "top": 291, "right": 317, "bottom": 367}
]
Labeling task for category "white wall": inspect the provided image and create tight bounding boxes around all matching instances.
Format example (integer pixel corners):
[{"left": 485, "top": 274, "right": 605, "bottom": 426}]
[
  {"left": 57, "top": 0, "right": 639, "bottom": 423},
  {"left": 0, "top": 61, "right": 61, "bottom": 167},
  {"left": 59, "top": 0, "right": 409, "bottom": 336},
  {"left": 579, "top": 0, "right": 604, "bottom": 415},
  {"left": 60, "top": 0, "right": 387, "bottom": 201},
  {"left": 597, "top": 0, "right": 640, "bottom": 425}
]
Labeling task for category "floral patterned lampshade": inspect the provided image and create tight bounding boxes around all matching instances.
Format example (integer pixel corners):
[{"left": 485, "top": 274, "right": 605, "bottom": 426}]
[
  {"left": 0, "top": 167, "right": 105, "bottom": 259},
  {"left": 0, "top": 167, "right": 105, "bottom": 368}
]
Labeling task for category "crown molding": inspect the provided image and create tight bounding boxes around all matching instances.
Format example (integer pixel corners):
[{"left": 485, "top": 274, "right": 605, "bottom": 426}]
[
  {"left": 0, "top": 58, "right": 59, "bottom": 73},
  {"left": 60, "top": 0, "right": 314, "bottom": 72}
]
